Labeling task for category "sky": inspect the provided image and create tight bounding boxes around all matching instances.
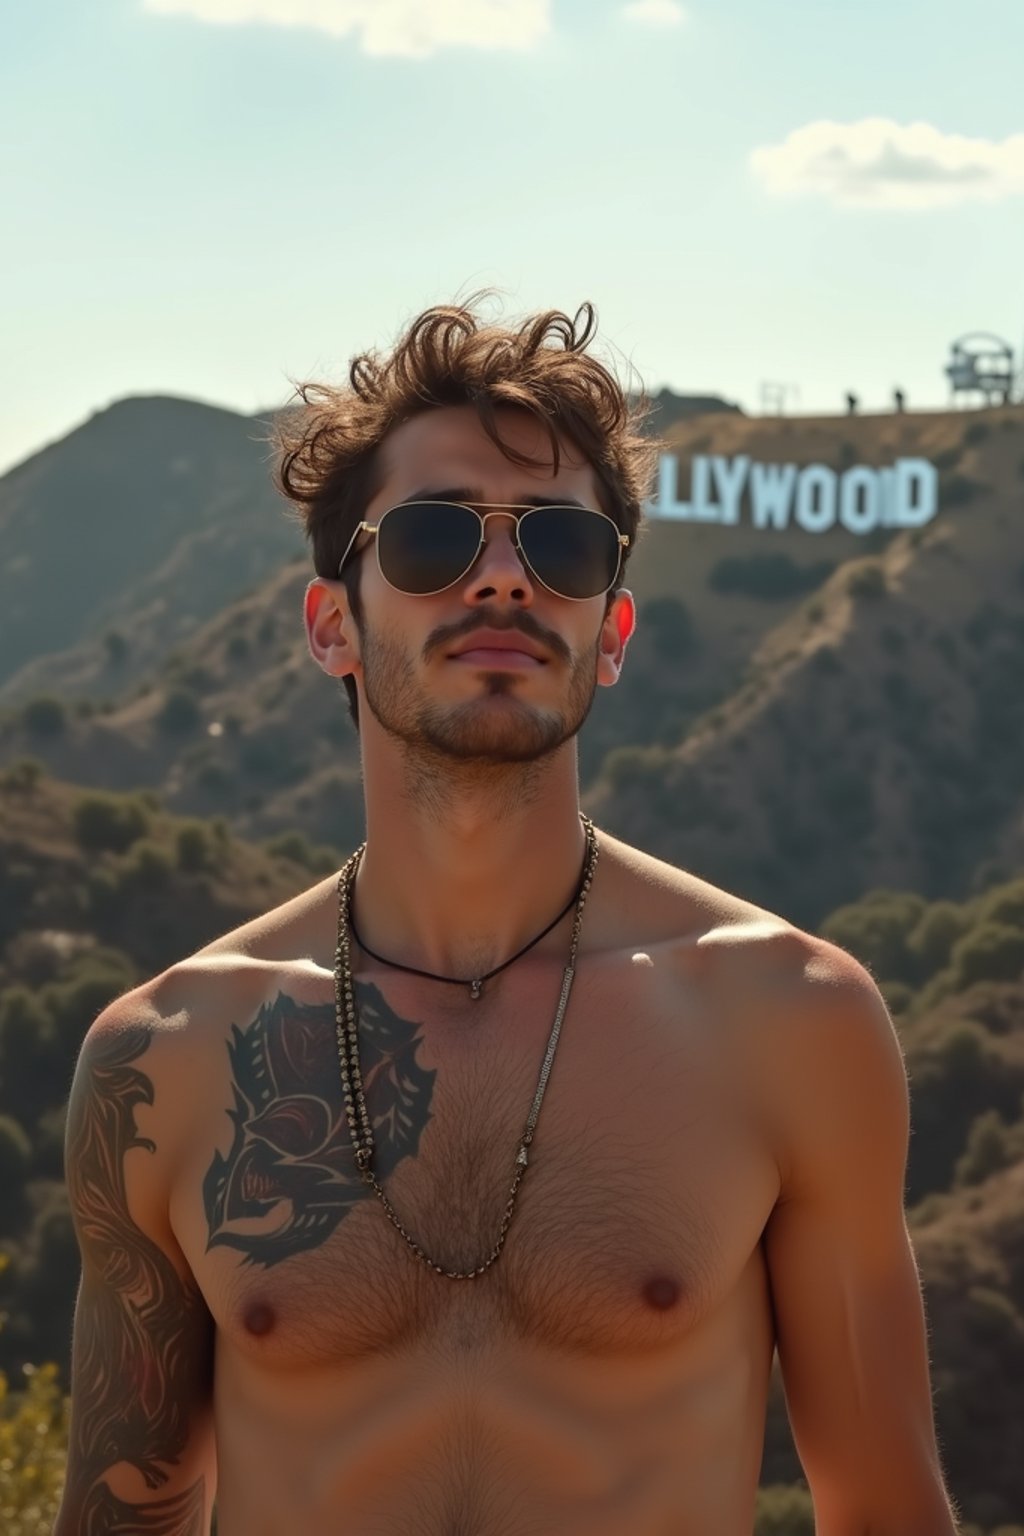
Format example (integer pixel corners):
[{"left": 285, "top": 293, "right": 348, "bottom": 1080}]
[{"left": 3, "top": 0, "right": 1023, "bottom": 476}]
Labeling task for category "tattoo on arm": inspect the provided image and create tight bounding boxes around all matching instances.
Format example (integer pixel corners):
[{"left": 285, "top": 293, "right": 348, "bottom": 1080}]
[
  {"left": 63, "top": 1024, "right": 212, "bottom": 1535},
  {"left": 79, "top": 1481, "right": 205, "bottom": 1536},
  {"left": 204, "top": 987, "right": 435, "bottom": 1267}
]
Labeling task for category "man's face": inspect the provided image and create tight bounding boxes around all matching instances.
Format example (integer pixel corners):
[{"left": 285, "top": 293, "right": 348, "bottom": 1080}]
[{"left": 312, "top": 404, "right": 634, "bottom": 765}]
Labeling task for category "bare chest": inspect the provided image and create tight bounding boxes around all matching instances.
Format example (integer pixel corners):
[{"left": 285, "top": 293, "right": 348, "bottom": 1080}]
[{"left": 173, "top": 953, "right": 779, "bottom": 1367}]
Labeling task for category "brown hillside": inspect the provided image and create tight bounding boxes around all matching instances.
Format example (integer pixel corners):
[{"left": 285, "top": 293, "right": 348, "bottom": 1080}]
[
  {"left": 1, "top": 404, "right": 1021, "bottom": 927},
  {"left": 591, "top": 405, "right": 1024, "bottom": 926},
  {"left": 0, "top": 395, "right": 301, "bottom": 703}
]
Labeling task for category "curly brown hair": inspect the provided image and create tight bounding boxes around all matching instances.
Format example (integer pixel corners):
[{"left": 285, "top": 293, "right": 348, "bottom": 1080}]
[{"left": 273, "top": 295, "right": 659, "bottom": 725}]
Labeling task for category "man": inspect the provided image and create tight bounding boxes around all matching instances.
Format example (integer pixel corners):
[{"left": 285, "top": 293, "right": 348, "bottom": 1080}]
[{"left": 57, "top": 300, "right": 960, "bottom": 1535}]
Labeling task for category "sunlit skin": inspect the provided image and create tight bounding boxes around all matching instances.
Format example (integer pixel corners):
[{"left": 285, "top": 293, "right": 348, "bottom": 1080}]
[
  {"left": 303, "top": 404, "right": 637, "bottom": 984},
  {"left": 55, "top": 404, "right": 960, "bottom": 1536}
]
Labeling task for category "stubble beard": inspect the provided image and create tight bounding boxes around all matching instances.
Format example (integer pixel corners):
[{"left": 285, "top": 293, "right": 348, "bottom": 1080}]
[{"left": 360, "top": 620, "right": 599, "bottom": 777}]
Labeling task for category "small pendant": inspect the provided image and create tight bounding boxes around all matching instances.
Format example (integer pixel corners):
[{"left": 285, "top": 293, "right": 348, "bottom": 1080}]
[{"left": 469, "top": 979, "right": 482, "bottom": 1001}]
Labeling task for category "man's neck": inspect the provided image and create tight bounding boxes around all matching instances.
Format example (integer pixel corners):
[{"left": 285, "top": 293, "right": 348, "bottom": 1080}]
[{"left": 351, "top": 750, "right": 588, "bottom": 985}]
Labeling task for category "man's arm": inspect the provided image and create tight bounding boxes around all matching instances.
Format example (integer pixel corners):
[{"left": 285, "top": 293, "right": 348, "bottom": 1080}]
[
  {"left": 759, "top": 941, "right": 960, "bottom": 1535},
  {"left": 55, "top": 1005, "right": 216, "bottom": 1536}
]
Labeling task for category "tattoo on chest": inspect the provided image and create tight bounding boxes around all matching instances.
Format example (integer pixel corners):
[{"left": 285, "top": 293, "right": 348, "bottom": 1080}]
[{"left": 203, "top": 986, "right": 436, "bottom": 1267}]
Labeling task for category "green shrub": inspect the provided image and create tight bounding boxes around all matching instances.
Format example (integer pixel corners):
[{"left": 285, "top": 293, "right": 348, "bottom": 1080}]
[
  {"left": 951, "top": 921, "right": 1024, "bottom": 987},
  {"left": 0, "top": 1115, "right": 31, "bottom": 1228},
  {"left": 0, "top": 759, "right": 44, "bottom": 795},
  {"left": 820, "top": 890, "right": 926, "bottom": 983},
  {"left": 175, "top": 821, "right": 215, "bottom": 872},
  {"left": 907, "top": 900, "right": 971, "bottom": 976},
  {"left": 640, "top": 595, "right": 697, "bottom": 659},
  {"left": 182, "top": 665, "right": 214, "bottom": 693},
  {"left": 810, "top": 645, "right": 842, "bottom": 675},
  {"left": 710, "top": 553, "right": 834, "bottom": 601},
  {"left": 845, "top": 561, "right": 887, "bottom": 599},
  {"left": 120, "top": 838, "right": 174, "bottom": 888},
  {"left": 266, "top": 831, "right": 315, "bottom": 867},
  {"left": 196, "top": 760, "right": 232, "bottom": 793},
  {"left": 0, "top": 1361, "right": 68, "bottom": 1534},
  {"left": 0, "top": 990, "right": 58, "bottom": 1126},
  {"left": 602, "top": 744, "right": 670, "bottom": 794},
  {"left": 953, "top": 1109, "right": 1019, "bottom": 1187},
  {"left": 754, "top": 1484, "right": 815, "bottom": 1536},
  {"left": 963, "top": 418, "right": 991, "bottom": 445},
  {"left": 976, "top": 878, "right": 1024, "bottom": 931},
  {"left": 157, "top": 686, "right": 202, "bottom": 736},
  {"left": 209, "top": 816, "right": 232, "bottom": 846},
  {"left": 943, "top": 473, "right": 985, "bottom": 506},
  {"left": 879, "top": 979, "right": 914, "bottom": 1016},
  {"left": 42, "top": 951, "right": 136, "bottom": 1058},
  {"left": 103, "top": 629, "right": 128, "bottom": 666},
  {"left": 72, "top": 791, "right": 150, "bottom": 854},
  {"left": 20, "top": 698, "right": 66, "bottom": 739}
]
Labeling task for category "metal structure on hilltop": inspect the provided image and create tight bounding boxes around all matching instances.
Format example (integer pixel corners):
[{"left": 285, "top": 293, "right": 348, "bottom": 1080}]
[
  {"left": 944, "top": 331, "right": 1018, "bottom": 407},
  {"left": 759, "top": 381, "right": 801, "bottom": 416}
]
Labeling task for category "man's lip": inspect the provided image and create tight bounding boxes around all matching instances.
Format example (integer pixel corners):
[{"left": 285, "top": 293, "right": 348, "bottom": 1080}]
[
  {"left": 450, "top": 648, "right": 544, "bottom": 670},
  {"left": 447, "top": 630, "right": 548, "bottom": 662}
]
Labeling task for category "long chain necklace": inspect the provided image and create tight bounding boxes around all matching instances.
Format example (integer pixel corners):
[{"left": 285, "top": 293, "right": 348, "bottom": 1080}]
[{"left": 333, "top": 816, "right": 599, "bottom": 1279}]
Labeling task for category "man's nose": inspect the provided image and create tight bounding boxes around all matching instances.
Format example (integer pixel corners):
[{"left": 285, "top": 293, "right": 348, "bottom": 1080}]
[{"left": 462, "top": 516, "right": 536, "bottom": 605}]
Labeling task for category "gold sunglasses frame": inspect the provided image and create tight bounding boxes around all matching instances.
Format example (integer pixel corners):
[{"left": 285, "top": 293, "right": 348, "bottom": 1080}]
[{"left": 336, "top": 501, "right": 630, "bottom": 602}]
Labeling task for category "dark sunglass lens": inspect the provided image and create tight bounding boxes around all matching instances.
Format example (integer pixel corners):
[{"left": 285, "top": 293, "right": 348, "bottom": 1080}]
[
  {"left": 519, "top": 507, "right": 619, "bottom": 599},
  {"left": 377, "top": 502, "right": 480, "bottom": 594}
]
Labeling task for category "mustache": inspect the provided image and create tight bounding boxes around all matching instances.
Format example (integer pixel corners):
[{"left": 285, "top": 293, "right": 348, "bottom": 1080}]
[{"left": 423, "top": 609, "right": 572, "bottom": 665}]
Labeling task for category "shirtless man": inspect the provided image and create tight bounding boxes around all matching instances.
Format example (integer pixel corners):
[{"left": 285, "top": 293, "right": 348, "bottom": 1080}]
[{"left": 56, "top": 300, "right": 960, "bottom": 1535}]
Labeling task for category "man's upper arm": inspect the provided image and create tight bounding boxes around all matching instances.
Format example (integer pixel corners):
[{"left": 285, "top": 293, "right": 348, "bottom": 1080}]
[
  {"left": 56, "top": 1004, "right": 216, "bottom": 1536},
  {"left": 759, "top": 942, "right": 958, "bottom": 1535}
]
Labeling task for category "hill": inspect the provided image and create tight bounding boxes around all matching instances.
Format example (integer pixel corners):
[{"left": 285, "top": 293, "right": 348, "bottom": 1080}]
[
  {"left": 2, "top": 402, "right": 1022, "bottom": 929},
  {"left": 589, "top": 404, "right": 1024, "bottom": 926},
  {"left": 0, "top": 394, "right": 302, "bottom": 702}
]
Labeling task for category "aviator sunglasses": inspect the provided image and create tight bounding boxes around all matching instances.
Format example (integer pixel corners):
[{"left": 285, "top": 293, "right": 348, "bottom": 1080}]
[{"left": 337, "top": 500, "right": 630, "bottom": 602}]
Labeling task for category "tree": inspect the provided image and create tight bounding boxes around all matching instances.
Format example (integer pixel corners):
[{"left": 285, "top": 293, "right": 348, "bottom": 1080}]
[
  {"left": 20, "top": 698, "right": 66, "bottom": 739},
  {"left": 0, "top": 1361, "right": 68, "bottom": 1535},
  {"left": 754, "top": 1484, "right": 815, "bottom": 1536},
  {"left": 157, "top": 686, "right": 202, "bottom": 736},
  {"left": 0, "top": 1116, "right": 31, "bottom": 1231},
  {"left": 72, "top": 792, "right": 150, "bottom": 855}
]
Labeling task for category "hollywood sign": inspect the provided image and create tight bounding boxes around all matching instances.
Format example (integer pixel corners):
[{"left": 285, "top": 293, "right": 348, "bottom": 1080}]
[{"left": 646, "top": 455, "right": 938, "bottom": 534}]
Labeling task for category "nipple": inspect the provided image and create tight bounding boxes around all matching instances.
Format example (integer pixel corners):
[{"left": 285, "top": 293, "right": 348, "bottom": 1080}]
[
  {"left": 242, "top": 1302, "right": 277, "bottom": 1337},
  {"left": 642, "top": 1276, "right": 681, "bottom": 1311}
]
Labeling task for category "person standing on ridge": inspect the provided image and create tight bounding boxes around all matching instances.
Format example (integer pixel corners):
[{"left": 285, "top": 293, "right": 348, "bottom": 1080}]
[{"left": 56, "top": 298, "right": 960, "bottom": 1535}]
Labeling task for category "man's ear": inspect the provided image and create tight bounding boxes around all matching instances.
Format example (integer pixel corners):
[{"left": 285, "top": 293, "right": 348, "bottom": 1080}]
[
  {"left": 596, "top": 589, "right": 635, "bottom": 688},
  {"left": 304, "top": 578, "right": 361, "bottom": 678}
]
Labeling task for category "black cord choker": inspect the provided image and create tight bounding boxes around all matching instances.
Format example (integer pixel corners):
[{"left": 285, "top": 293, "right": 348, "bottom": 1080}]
[{"left": 346, "top": 817, "right": 593, "bottom": 1001}]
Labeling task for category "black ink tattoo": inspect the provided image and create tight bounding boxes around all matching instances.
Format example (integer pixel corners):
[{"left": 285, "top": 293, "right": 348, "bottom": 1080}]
[
  {"left": 80, "top": 1480, "right": 205, "bottom": 1535},
  {"left": 204, "top": 986, "right": 435, "bottom": 1267},
  {"left": 61, "top": 1024, "right": 212, "bottom": 1535}
]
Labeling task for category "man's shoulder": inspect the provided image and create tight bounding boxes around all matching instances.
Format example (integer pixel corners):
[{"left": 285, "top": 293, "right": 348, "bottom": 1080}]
[
  {"left": 82, "top": 866, "right": 343, "bottom": 1068},
  {"left": 604, "top": 830, "right": 868, "bottom": 996}
]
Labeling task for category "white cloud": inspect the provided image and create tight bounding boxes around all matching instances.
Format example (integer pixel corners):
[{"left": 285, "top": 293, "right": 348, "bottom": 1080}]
[
  {"left": 750, "top": 118, "right": 1024, "bottom": 210},
  {"left": 621, "top": 0, "right": 686, "bottom": 25},
  {"left": 141, "top": 0, "right": 551, "bottom": 57}
]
